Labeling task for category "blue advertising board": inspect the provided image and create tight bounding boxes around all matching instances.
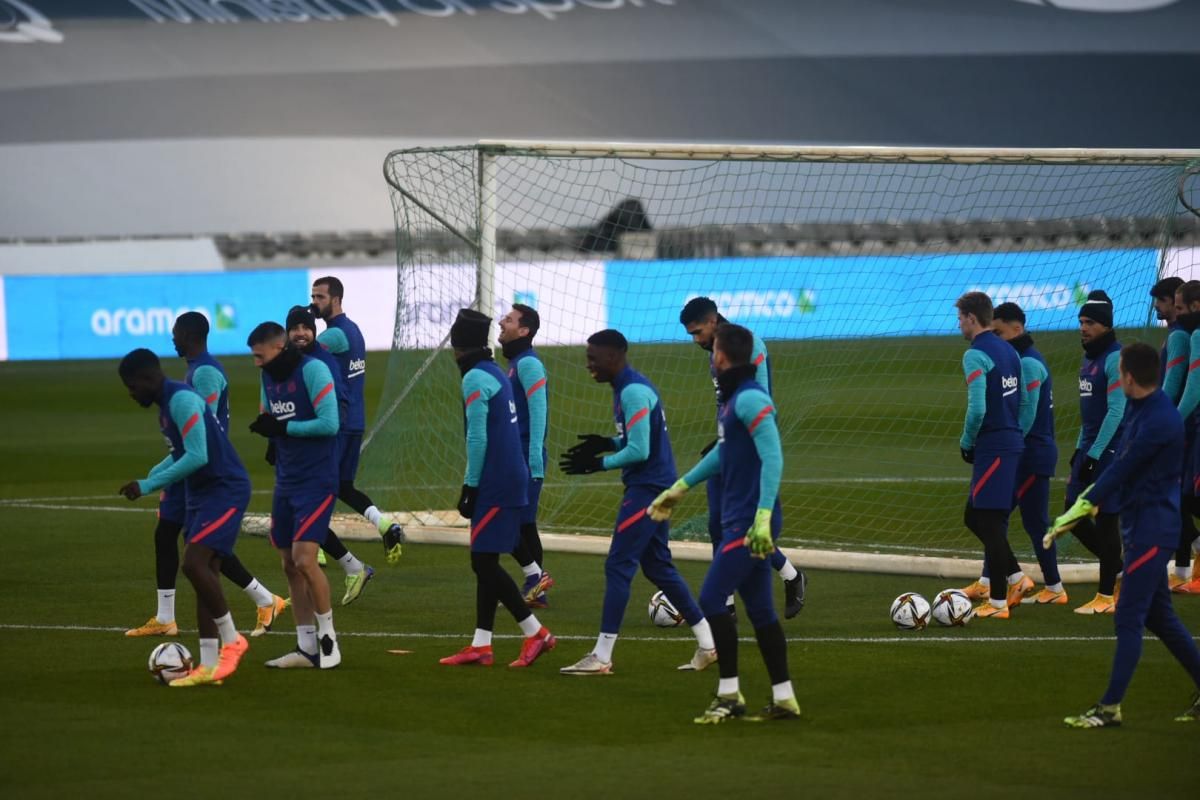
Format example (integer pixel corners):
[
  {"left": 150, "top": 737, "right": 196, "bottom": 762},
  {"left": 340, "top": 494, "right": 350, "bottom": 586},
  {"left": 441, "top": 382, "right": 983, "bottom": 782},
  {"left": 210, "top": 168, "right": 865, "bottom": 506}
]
[
  {"left": 4, "top": 270, "right": 312, "bottom": 360},
  {"left": 605, "top": 249, "right": 1160, "bottom": 342}
]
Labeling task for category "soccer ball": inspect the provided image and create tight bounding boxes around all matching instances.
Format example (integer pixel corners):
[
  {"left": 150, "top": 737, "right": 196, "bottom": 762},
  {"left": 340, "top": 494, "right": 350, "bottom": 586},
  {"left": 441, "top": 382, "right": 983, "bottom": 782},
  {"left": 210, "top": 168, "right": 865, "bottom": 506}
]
[
  {"left": 931, "top": 588, "right": 975, "bottom": 627},
  {"left": 648, "top": 590, "right": 685, "bottom": 627},
  {"left": 889, "top": 592, "right": 931, "bottom": 631},
  {"left": 148, "top": 642, "right": 193, "bottom": 684}
]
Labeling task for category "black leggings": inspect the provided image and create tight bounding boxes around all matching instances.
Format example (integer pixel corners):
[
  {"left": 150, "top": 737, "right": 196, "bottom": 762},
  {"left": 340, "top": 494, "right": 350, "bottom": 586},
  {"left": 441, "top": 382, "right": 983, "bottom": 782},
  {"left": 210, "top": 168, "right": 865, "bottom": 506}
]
[{"left": 471, "top": 551, "right": 531, "bottom": 631}]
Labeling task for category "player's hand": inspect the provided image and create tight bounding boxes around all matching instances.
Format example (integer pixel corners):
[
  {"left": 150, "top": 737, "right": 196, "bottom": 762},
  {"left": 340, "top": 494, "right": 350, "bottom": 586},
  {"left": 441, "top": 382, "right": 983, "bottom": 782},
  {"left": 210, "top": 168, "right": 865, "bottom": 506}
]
[
  {"left": 265, "top": 440, "right": 277, "bottom": 466},
  {"left": 745, "top": 508, "right": 774, "bottom": 559},
  {"left": 960, "top": 447, "right": 975, "bottom": 464},
  {"left": 457, "top": 484, "right": 479, "bottom": 519},
  {"left": 249, "top": 413, "right": 287, "bottom": 438},
  {"left": 648, "top": 478, "right": 689, "bottom": 522},
  {"left": 568, "top": 433, "right": 615, "bottom": 458},
  {"left": 118, "top": 481, "right": 142, "bottom": 501},
  {"left": 1044, "top": 493, "right": 1098, "bottom": 548},
  {"left": 560, "top": 449, "right": 604, "bottom": 475},
  {"left": 1079, "top": 457, "right": 1099, "bottom": 485}
]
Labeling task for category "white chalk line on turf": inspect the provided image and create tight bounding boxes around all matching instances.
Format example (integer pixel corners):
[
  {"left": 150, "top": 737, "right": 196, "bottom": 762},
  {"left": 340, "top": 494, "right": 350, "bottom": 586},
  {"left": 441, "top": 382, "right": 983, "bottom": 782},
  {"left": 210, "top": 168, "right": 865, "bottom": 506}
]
[{"left": 5, "top": 623, "right": 1194, "bottom": 645}]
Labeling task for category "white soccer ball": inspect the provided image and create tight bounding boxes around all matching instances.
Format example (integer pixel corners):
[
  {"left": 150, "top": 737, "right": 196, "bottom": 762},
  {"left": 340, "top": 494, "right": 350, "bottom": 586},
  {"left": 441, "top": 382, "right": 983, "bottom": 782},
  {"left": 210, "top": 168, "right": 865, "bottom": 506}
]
[
  {"left": 931, "top": 588, "right": 975, "bottom": 627},
  {"left": 889, "top": 592, "right": 931, "bottom": 631},
  {"left": 648, "top": 590, "right": 685, "bottom": 627},
  {"left": 148, "top": 642, "right": 193, "bottom": 684}
]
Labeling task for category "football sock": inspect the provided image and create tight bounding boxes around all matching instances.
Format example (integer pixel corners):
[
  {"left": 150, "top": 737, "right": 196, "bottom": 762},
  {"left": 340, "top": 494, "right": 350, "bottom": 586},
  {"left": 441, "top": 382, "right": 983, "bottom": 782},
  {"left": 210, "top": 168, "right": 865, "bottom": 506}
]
[
  {"left": 297, "top": 625, "right": 318, "bottom": 655},
  {"left": 522, "top": 561, "right": 542, "bottom": 578},
  {"left": 213, "top": 612, "right": 237, "bottom": 645},
  {"left": 772, "top": 680, "right": 795, "bottom": 703},
  {"left": 364, "top": 505, "right": 383, "bottom": 528},
  {"left": 726, "top": 594, "right": 735, "bottom": 606},
  {"left": 314, "top": 609, "right": 336, "bottom": 641},
  {"left": 978, "top": 577, "right": 992, "bottom": 587},
  {"left": 990, "top": 598, "right": 1006, "bottom": 609},
  {"left": 242, "top": 578, "right": 273, "bottom": 608},
  {"left": 156, "top": 590, "right": 176, "bottom": 624},
  {"left": 337, "top": 552, "right": 365, "bottom": 576},
  {"left": 1179, "top": 566, "right": 1192, "bottom": 580},
  {"left": 519, "top": 615, "right": 542, "bottom": 637},
  {"left": 338, "top": 483, "right": 374, "bottom": 516},
  {"left": 1047, "top": 582, "right": 1065, "bottom": 593},
  {"left": 199, "top": 638, "right": 219, "bottom": 668},
  {"left": 691, "top": 618, "right": 715, "bottom": 651},
  {"left": 471, "top": 628, "right": 493, "bottom": 647},
  {"left": 753, "top": 621, "right": 790, "bottom": 686},
  {"left": 1006, "top": 571, "right": 1026, "bottom": 586},
  {"left": 718, "top": 677, "right": 739, "bottom": 696},
  {"left": 593, "top": 633, "right": 618, "bottom": 662},
  {"left": 778, "top": 561, "right": 799, "bottom": 582}
]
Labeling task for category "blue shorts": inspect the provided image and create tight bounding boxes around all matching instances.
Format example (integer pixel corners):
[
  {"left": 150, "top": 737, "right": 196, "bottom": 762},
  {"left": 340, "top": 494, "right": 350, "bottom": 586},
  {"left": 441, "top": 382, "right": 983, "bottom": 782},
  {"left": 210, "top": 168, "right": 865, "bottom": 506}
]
[
  {"left": 520, "top": 476, "right": 542, "bottom": 526},
  {"left": 968, "top": 452, "right": 1020, "bottom": 511},
  {"left": 270, "top": 490, "right": 337, "bottom": 549},
  {"left": 157, "top": 483, "right": 186, "bottom": 526},
  {"left": 338, "top": 431, "right": 362, "bottom": 484},
  {"left": 700, "top": 533, "right": 777, "bottom": 629},
  {"left": 470, "top": 505, "right": 521, "bottom": 553},
  {"left": 185, "top": 490, "right": 249, "bottom": 557}
]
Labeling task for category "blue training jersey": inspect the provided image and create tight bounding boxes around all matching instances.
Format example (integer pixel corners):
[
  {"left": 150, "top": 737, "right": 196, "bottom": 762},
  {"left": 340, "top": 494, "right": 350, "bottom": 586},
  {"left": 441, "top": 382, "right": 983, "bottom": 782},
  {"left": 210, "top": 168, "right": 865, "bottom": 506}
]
[
  {"left": 260, "top": 355, "right": 339, "bottom": 492},
  {"left": 318, "top": 314, "right": 367, "bottom": 433},
  {"left": 153, "top": 379, "right": 249, "bottom": 506},
  {"left": 185, "top": 350, "right": 230, "bottom": 433},
  {"left": 462, "top": 359, "right": 528, "bottom": 508},
  {"left": 306, "top": 343, "right": 349, "bottom": 430},
  {"left": 605, "top": 365, "right": 676, "bottom": 490},
  {"left": 962, "top": 330, "right": 1023, "bottom": 453},
  {"left": 1015, "top": 340, "right": 1057, "bottom": 475},
  {"left": 1077, "top": 337, "right": 1125, "bottom": 456},
  {"left": 507, "top": 346, "right": 549, "bottom": 479},
  {"left": 717, "top": 378, "right": 781, "bottom": 530}
]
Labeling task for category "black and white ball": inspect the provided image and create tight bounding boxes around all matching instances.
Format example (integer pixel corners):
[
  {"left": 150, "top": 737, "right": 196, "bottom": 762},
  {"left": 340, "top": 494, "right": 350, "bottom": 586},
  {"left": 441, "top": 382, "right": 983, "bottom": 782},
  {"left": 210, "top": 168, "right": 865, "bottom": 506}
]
[
  {"left": 648, "top": 590, "right": 685, "bottom": 627},
  {"left": 889, "top": 592, "right": 931, "bottom": 630},
  {"left": 931, "top": 588, "right": 975, "bottom": 627},
  {"left": 148, "top": 642, "right": 192, "bottom": 684}
]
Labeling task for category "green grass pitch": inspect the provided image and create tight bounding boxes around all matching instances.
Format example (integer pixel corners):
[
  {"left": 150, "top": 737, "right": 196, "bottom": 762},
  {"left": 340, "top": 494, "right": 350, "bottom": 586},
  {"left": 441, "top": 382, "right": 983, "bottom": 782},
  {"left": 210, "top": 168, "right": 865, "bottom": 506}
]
[{"left": 1, "top": 346, "right": 1198, "bottom": 798}]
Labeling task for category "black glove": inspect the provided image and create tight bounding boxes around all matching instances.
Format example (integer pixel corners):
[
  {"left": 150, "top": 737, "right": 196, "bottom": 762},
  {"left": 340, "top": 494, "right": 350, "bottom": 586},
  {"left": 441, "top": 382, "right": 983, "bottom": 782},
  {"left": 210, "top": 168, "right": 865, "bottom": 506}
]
[
  {"left": 568, "top": 433, "right": 615, "bottom": 458},
  {"left": 249, "top": 413, "right": 288, "bottom": 438},
  {"left": 560, "top": 448, "right": 604, "bottom": 475},
  {"left": 457, "top": 484, "right": 479, "bottom": 519},
  {"left": 700, "top": 438, "right": 719, "bottom": 456},
  {"left": 1069, "top": 449, "right": 1080, "bottom": 469},
  {"left": 960, "top": 447, "right": 975, "bottom": 464},
  {"left": 265, "top": 440, "right": 276, "bottom": 466},
  {"left": 1079, "top": 456, "right": 1099, "bottom": 485}
]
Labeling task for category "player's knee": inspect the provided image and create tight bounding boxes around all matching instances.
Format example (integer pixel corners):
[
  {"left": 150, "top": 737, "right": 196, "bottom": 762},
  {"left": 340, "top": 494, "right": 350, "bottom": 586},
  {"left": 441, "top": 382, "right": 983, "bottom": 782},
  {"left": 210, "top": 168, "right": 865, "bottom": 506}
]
[
  {"left": 604, "top": 555, "right": 636, "bottom": 583},
  {"left": 746, "top": 605, "right": 778, "bottom": 629},
  {"left": 699, "top": 588, "right": 729, "bottom": 619}
]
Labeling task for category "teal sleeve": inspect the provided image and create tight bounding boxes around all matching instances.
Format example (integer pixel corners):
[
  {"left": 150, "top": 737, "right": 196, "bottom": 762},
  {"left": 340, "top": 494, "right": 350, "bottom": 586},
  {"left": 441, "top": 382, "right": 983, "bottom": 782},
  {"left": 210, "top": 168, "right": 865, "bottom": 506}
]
[
  {"left": 285, "top": 360, "right": 340, "bottom": 437},
  {"left": 317, "top": 327, "right": 350, "bottom": 355},
  {"left": 461, "top": 370, "right": 500, "bottom": 487},
  {"left": 259, "top": 382, "right": 267, "bottom": 414},
  {"left": 147, "top": 453, "right": 175, "bottom": 479},
  {"left": 190, "top": 365, "right": 226, "bottom": 420},
  {"left": 959, "top": 349, "right": 992, "bottom": 449},
  {"left": 1088, "top": 351, "right": 1126, "bottom": 458},
  {"left": 139, "top": 392, "right": 209, "bottom": 494},
  {"left": 1163, "top": 330, "right": 1190, "bottom": 405},
  {"left": 1178, "top": 331, "right": 1200, "bottom": 420},
  {"left": 735, "top": 389, "right": 782, "bottom": 511},
  {"left": 1018, "top": 357, "right": 1047, "bottom": 437},
  {"left": 517, "top": 356, "right": 548, "bottom": 479},
  {"left": 751, "top": 334, "right": 771, "bottom": 398},
  {"left": 602, "top": 383, "right": 658, "bottom": 470},
  {"left": 682, "top": 444, "right": 722, "bottom": 487}
]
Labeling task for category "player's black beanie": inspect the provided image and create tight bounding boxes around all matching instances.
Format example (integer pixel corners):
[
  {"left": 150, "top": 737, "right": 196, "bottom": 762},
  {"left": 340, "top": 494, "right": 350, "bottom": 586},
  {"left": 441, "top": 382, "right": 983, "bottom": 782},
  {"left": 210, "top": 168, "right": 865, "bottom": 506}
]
[
  {"left": 285, "top": 305, "right": 316, "bottom": 332},
  {"left": 1079, "top": 290, "right": 1113, "bottom": 328},
  {"left": 450, "top": 308, "right": 491, "bottom": 348}
]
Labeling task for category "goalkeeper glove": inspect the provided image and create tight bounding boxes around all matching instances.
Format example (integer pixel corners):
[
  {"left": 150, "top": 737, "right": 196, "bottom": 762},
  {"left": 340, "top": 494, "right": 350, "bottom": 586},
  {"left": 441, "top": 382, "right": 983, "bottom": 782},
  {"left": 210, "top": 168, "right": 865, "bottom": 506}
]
[
  {"left": 568, "top": 433, "right": 616, "bottom": 458},
  {"left": 457, "top": 484, "right": 479, "bottom": 519},
  {"left": 648, "top": 478, "right": 690, "bottom": 522},
  {"left": 960, "top": 447, "right": 975, "bottom": 464},
  {"left": 249, "top": 413, "right": 287, "bottom": 438},
  {"left": 1044, "top": 492, "right": 1098, "bottom": 549},
  {"left": 265, "top": 440, "right": 277, "bottom": 466},
  {"left": 746, "top": 508, "right": 774, "bottom": 559},
  {"left": 1078, "top": 456, "right": 1099, "bottom": 485}
]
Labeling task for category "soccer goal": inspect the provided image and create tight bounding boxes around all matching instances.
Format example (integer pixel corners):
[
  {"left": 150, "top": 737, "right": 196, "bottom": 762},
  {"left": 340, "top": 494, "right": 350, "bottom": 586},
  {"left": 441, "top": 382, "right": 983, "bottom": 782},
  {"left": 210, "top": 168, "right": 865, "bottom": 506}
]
[{"left": 369, "top": 141, "right": 1200, "bottom": 578}]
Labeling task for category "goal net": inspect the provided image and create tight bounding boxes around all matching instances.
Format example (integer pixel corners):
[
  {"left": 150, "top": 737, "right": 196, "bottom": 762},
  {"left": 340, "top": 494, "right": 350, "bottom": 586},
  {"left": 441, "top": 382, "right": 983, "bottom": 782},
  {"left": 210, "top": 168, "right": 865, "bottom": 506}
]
[{"left": 369, "top": 141, "right": 1198, "bottom": 570}]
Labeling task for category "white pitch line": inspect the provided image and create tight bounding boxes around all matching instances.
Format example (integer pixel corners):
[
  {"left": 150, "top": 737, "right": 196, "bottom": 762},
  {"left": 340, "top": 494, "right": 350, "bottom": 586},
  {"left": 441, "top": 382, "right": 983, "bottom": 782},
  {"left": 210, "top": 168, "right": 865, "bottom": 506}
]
[{"left": 3, "top": 622, "right": 1192, "bottom": 644}]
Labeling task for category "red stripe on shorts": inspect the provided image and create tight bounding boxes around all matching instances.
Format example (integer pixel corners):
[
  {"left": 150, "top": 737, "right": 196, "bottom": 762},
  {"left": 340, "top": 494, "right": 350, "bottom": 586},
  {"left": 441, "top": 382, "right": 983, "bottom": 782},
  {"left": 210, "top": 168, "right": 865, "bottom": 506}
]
[
  {"left": 294, "top": 494, "right": 335, "bottom": 541},
  {"left": 191, "top": 507, "right": 238, "bottom": 544},
  {"left": 471, "top": 506, "right": 501, "bottom": 544},
  {"left": 972, "top": 457, "right": 1002, "bottom": 500}
]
